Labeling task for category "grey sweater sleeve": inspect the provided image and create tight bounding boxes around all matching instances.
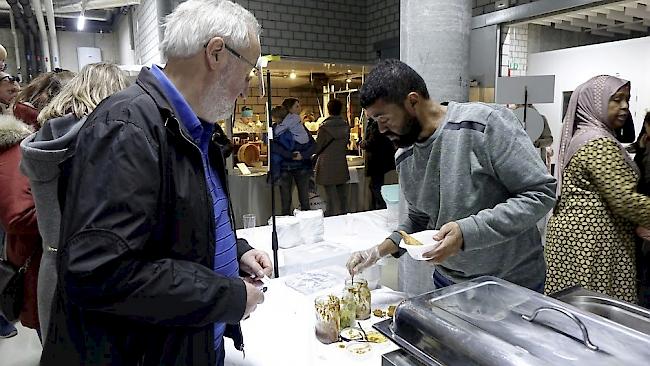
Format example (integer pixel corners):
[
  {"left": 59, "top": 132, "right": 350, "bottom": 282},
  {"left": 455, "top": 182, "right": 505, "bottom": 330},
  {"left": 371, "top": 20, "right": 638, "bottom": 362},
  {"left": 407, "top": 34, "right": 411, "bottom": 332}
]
[
  {"left": 387, "top": 203, "right": 429, "bottom": 257},
  {"left": 455, "top": 107, "right": 557, "bottom": 251}
]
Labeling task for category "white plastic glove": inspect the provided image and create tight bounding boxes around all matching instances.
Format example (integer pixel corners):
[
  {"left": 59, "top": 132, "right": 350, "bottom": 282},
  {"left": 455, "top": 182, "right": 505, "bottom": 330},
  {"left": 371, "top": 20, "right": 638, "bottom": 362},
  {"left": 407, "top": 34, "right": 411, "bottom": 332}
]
[{"left": 346, "top": 245, "right": 382, "bottom": 276}]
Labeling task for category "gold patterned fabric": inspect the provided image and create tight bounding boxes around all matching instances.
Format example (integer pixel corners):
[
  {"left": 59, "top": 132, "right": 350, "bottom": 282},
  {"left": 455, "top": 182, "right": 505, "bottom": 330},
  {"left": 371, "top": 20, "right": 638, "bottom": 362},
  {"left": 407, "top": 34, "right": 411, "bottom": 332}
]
[{"left": 545, "top": 137, "right": 650, "bottom": 303}]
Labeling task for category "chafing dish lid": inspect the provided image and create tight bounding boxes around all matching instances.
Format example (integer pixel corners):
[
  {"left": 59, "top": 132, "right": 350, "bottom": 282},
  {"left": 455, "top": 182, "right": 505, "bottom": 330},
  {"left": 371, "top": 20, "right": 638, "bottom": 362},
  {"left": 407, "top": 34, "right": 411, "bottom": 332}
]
[{"left": 390, "top": 276, "right": 650, "bottom": 366}]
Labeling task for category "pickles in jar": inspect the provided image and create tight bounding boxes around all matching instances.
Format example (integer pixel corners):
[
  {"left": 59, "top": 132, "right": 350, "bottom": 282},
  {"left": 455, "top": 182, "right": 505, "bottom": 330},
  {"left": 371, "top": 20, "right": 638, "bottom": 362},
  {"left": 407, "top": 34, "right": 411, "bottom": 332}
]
[{"left": 345, "top": 278, "right": 371, "bottom": 320}]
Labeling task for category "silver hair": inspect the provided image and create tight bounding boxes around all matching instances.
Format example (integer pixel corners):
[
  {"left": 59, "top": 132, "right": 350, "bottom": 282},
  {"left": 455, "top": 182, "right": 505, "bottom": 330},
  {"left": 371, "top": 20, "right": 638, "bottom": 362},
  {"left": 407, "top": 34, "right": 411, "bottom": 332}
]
[{"left": 160, "top": 0, "right": 261, "bottom": 60}]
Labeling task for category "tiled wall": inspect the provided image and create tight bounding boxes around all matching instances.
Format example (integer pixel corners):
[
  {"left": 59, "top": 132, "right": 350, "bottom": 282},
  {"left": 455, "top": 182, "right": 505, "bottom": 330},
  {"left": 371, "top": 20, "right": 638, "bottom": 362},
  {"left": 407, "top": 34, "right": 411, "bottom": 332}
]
[
  {"left": 163, "top": 0, "right": 399, "bottom": 63},
  {"left": 501, "top": 25, "right": 528, "bottom": 76},
  {"left": 133, "top": 0, "right": 162, "bottom": 65}
]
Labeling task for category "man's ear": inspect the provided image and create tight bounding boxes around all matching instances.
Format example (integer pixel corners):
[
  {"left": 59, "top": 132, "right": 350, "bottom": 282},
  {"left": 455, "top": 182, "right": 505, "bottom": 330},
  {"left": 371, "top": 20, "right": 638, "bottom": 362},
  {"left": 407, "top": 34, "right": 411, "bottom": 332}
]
[
  {"left": 205, "top": 37, "right": 225, "bottom": 70},
  {"left": 404, "top": 92, "right": 420, "bottom": 114}
]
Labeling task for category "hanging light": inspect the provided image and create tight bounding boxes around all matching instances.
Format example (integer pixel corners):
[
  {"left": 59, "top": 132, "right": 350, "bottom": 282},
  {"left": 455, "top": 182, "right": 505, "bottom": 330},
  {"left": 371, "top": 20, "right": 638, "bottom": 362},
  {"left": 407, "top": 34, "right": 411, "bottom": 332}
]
[
  {"left": 346, "top": 78, "right": 352, "bottom": 83},
  {"left": 77, "top": 14, "right": 86, "bottom": 31},
  {"left": 289, "top": 71, "right": 297, "bottom": 79}
]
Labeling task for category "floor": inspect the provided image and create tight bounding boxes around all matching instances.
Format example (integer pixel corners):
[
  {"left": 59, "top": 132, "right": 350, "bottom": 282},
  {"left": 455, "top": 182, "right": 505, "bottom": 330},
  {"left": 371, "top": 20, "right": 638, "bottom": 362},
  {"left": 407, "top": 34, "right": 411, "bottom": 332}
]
[{"left": 0, "top": 322, "right": 41, "bottom": 366}]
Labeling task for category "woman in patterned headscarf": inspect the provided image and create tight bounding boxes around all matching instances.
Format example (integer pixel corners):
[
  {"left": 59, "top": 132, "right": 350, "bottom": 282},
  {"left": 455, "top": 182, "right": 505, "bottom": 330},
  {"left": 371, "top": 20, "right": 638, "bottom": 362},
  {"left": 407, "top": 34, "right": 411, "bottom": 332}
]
[{"left": 545, "top": 75, "right": 650, "bottom": 303}]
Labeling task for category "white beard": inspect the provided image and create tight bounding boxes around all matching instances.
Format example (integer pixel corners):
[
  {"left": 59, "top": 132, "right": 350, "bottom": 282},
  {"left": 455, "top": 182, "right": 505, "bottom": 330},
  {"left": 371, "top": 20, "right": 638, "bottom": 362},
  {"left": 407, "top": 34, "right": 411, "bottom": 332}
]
[{"left": 201, "top": 81, "right": 235, "bottom": 122}]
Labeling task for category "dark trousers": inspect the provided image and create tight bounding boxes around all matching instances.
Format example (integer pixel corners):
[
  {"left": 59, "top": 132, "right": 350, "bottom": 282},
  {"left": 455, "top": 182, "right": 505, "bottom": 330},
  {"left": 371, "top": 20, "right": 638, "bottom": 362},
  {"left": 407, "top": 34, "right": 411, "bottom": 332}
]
[
  {"left": 278, "top": 169, "right": 311, "bottom": 215},
  {"left": 324, "top": 184, "right": 348, "bottom": 216},
  {"left": 369, "top": 174, "right": 386, "bottom": 210}
]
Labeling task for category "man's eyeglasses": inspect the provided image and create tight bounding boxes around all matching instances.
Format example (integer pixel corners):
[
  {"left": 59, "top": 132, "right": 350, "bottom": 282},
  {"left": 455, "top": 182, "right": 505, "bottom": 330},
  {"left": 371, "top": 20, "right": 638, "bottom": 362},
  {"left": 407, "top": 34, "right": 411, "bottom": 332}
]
[
  {"left": 0, "top": 75, "right": 20, "bottom": 83},
  {"left": 204, "top": 39, "right": 265, "bottom": 97}
]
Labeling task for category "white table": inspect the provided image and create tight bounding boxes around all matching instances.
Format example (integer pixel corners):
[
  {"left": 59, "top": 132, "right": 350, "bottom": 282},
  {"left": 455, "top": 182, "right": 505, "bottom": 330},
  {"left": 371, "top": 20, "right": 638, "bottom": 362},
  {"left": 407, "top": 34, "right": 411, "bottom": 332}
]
[
  {"left": 236, "top": 210, "right": 394, "bottom": 261},
  {"left": 224, "top": 272, "right": 403, "bottom": 366},
  {"left": 224, "top": 210, "right": 404, "bottom": 365}
]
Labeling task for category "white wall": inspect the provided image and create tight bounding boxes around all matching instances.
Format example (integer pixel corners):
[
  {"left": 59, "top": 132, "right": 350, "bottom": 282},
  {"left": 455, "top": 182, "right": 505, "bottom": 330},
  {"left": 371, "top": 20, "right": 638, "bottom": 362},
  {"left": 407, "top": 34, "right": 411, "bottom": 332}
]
[
  {"left": 527, "top": 36, "right": 650, "bottom": 164},
  {"left": 57, "top": 31, "right": 119, "bottom": 72},
  {"left": 116, "top": 12, "right": 135, "bottom": 66}
]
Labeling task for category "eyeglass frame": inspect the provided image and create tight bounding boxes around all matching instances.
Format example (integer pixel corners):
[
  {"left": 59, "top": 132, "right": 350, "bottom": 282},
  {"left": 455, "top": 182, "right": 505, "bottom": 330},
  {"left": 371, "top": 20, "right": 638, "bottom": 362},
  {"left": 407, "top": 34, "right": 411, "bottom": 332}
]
[
  {"left": 203, "top": 39, "right": 265, "bottom": 97},
  {"left": 0, "top": 75, "right": 20, "bottom": 83}
]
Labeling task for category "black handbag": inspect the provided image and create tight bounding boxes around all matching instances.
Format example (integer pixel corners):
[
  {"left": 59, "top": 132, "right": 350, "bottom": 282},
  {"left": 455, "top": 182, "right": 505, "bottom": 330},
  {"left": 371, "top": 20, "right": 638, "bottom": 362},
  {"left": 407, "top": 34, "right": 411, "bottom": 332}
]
[{"left": 0, "top": 252, "right": 35, "bottom": 321}]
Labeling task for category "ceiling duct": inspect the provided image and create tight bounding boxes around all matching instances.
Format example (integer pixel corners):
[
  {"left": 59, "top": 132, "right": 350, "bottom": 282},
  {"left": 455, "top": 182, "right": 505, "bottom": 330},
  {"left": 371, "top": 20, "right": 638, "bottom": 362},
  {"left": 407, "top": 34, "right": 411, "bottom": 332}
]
[{"left": 54, "top": 0, "right": 140, "bottom": 13}]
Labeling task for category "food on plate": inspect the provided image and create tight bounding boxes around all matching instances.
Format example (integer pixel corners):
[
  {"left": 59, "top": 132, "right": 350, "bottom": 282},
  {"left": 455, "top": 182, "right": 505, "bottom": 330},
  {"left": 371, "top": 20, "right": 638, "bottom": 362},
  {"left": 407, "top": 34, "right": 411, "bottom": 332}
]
[
  {"left": 340, "top": 327, "right": 364, "bottom": 341},
  {"left": 387, "top": 305, "right": 396, "bottom": 317},
  {"left": 366, "top": 331, "right": 387, "bottom": 344},
  {"left": 346, "top": 342, "right": 372, "bottom": 356},
  {"left": 398, "top": 230, "right": 423, "bottom": 245},
  {"left": 373, "top": 309, "right": 386, "bottom": 318}
]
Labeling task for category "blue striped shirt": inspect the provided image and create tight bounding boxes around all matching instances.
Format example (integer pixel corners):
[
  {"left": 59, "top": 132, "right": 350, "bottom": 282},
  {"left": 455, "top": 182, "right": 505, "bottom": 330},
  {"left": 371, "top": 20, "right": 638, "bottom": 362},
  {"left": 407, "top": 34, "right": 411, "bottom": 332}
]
[{"left": 151, "top": 65, "right": 239, "bottom": 351}]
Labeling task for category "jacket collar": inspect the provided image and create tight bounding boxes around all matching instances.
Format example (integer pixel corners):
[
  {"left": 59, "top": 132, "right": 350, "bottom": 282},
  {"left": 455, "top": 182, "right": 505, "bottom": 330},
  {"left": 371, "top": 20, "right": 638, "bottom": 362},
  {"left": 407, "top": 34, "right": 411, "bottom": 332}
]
[
  {"left": 0, "top": 113, "right": 34, "bottom": 149},
  {"left": 135, "top": 67, "right": 178, "bottom": 119}
]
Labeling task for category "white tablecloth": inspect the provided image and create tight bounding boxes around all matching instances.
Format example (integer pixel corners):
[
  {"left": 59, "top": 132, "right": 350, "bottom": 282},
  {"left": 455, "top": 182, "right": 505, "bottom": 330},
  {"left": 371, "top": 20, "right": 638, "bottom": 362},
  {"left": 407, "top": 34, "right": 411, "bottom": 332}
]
[
  {"left": 224, "top": 210, "right": 403, "bottom": 365},
  {"left": 237, "top": 209, "right": 394, "bottom": 261},
  {"left": 224, "top": 272, "right": 404, "bottom": 366}
]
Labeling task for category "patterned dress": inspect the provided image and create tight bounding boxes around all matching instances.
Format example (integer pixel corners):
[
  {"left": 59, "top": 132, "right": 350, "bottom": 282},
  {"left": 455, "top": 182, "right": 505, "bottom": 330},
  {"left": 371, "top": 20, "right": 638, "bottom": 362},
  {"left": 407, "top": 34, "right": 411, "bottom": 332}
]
[{"left": 545, "top": 137, "right": 650, "bottom": 303}]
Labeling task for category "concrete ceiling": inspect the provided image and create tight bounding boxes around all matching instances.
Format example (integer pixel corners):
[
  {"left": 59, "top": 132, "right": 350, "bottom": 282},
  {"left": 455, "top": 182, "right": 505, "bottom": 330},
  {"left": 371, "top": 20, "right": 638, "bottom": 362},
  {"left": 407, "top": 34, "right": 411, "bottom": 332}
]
[{"left": 513, "top": 0, "right": 650, "bottom": 37}]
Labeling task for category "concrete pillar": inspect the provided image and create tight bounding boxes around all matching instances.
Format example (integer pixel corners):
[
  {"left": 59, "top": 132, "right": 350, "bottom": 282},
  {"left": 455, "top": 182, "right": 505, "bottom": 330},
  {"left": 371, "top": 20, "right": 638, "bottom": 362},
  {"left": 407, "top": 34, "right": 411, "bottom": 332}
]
[
  {"left": 397, "top": 0, "right": 472, "bottom": 297},
  {"left": 400, "top": 0, "right": 472, "bottom": 103}
]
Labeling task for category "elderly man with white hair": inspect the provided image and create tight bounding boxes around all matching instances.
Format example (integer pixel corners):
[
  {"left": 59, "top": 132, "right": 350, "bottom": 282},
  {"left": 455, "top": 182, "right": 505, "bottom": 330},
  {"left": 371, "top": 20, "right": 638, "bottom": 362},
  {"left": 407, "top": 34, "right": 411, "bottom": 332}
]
[{"left": 41, "top": 1, "right": 271, "bottom": 365}]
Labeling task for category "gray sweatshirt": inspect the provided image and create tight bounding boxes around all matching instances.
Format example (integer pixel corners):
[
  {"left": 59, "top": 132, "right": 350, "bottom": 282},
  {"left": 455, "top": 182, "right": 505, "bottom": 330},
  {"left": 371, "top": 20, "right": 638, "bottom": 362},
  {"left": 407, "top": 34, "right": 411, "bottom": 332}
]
[
  {"left": 20, "top": 113, "right": 85, "bottom": 342},
  {"left": 388, "top": 102, "right": 556, "bottom": 289}
]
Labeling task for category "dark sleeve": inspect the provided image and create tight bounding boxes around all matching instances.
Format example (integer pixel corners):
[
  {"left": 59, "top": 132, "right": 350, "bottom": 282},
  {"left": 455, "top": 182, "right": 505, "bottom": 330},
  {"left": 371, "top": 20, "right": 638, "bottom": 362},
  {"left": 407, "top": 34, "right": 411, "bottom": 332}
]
[
  {"left": 236, "top": 238, "right": 253, "bottom": 260},
  {"left": 58, "top": 118, "right": 246, "bottom": 327},
  {"left": 271, "top": 138, "right": 293, "bottom": 159}
]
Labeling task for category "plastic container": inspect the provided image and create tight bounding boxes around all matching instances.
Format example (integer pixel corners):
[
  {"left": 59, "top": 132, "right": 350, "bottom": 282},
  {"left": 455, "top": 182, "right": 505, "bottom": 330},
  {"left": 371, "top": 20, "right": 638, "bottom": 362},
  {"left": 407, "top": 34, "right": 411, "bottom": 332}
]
[
  {"left": 281, "top": 241, "right": 351, "bottom": 276},
  {"left": 381, "top": 184, "right": 400, "bottom": 230}
]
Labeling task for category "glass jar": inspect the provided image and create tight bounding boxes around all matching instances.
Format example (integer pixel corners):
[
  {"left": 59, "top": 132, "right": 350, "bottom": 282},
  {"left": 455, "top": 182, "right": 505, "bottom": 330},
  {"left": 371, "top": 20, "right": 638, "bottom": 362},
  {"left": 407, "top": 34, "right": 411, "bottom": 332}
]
[
  {"left": 340, "top": 286, "right": 357, "bottom": 329},
  {"left": 314, "top": 295, "right": 340, "bottom": 344},
  {"left": 345, "top": 278, "right": 371, "bottom": 320}
]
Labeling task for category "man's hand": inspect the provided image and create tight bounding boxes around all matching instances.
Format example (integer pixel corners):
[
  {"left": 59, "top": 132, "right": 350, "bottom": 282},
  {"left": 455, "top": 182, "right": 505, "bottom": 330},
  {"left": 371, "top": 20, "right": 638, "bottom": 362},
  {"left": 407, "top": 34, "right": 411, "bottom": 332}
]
[
  {"left": 240, "top": 249, "right": 273, "bottom": 278},
  {"left": 424, "top": 222, "right": 464, "bottom": 264},
  {"left": 243, "top": 280, "right": 264, "bottom": 319},
  {"left": 347, "top": 246, "right": 381, "bottom": 276}
]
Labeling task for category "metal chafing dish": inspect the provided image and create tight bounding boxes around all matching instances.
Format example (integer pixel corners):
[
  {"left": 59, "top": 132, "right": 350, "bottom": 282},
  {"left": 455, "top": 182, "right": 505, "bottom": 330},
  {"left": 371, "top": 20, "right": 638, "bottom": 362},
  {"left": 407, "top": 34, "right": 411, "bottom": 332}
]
[{"left": 374, "top": 277, "right": 650, "bottom": 366}]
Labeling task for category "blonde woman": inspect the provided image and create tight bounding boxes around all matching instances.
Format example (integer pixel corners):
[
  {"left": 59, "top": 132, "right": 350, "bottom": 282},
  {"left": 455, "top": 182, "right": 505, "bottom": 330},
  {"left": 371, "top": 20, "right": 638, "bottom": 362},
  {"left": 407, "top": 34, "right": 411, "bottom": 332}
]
[{"left": 19, "top": 62, "right": 129, "bottom": 342}]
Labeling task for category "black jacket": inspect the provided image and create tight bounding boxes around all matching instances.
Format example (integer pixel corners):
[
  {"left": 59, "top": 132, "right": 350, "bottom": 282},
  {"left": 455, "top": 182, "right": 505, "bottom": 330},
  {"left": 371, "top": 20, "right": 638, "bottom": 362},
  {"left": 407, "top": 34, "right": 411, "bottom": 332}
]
[
  {"left": 362, "top": 119, "right": 396, "bottom": 177},
  {"left": 41, "top": 68, "right": 252, "bottom": 365}
]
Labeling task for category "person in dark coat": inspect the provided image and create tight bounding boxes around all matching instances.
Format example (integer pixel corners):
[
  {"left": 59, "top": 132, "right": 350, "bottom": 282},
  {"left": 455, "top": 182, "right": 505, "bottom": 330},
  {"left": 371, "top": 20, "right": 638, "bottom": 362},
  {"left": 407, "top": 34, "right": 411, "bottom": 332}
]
[
  {"left": 40, "top": 1, "right": 271, "bottom": 365},
  {"left": 633, "top": 112, "right": 650, "bottom": 308},
  {"left": 270, "top": 101, "right": 315, "bottom": 215},
  {"left": 360, "top": 118, "right": 396, "bottom": 209},
  {"left": 20, "top": 63, "right": 130, "bottom": 343},
  {"left": 315, "top": 99, "right": 351, "bottom": 216}
]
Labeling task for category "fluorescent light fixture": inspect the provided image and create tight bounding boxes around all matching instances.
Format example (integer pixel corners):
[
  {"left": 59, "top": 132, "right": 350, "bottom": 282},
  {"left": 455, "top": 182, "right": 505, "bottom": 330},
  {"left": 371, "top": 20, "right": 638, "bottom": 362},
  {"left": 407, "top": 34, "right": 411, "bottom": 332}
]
[
  {"left": 77, "top": 15, "right": 86, "bottom": 31},
  {"left": 289, "top": 71, "right": 296, "bottom": 79}
]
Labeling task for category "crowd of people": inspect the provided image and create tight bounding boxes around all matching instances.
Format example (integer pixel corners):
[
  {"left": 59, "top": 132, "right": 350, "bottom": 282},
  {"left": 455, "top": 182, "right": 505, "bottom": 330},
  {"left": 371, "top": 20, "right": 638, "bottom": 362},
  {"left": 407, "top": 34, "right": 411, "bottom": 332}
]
[{"left": 0, "top": 0, "right": 649, "bottom": 364}]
